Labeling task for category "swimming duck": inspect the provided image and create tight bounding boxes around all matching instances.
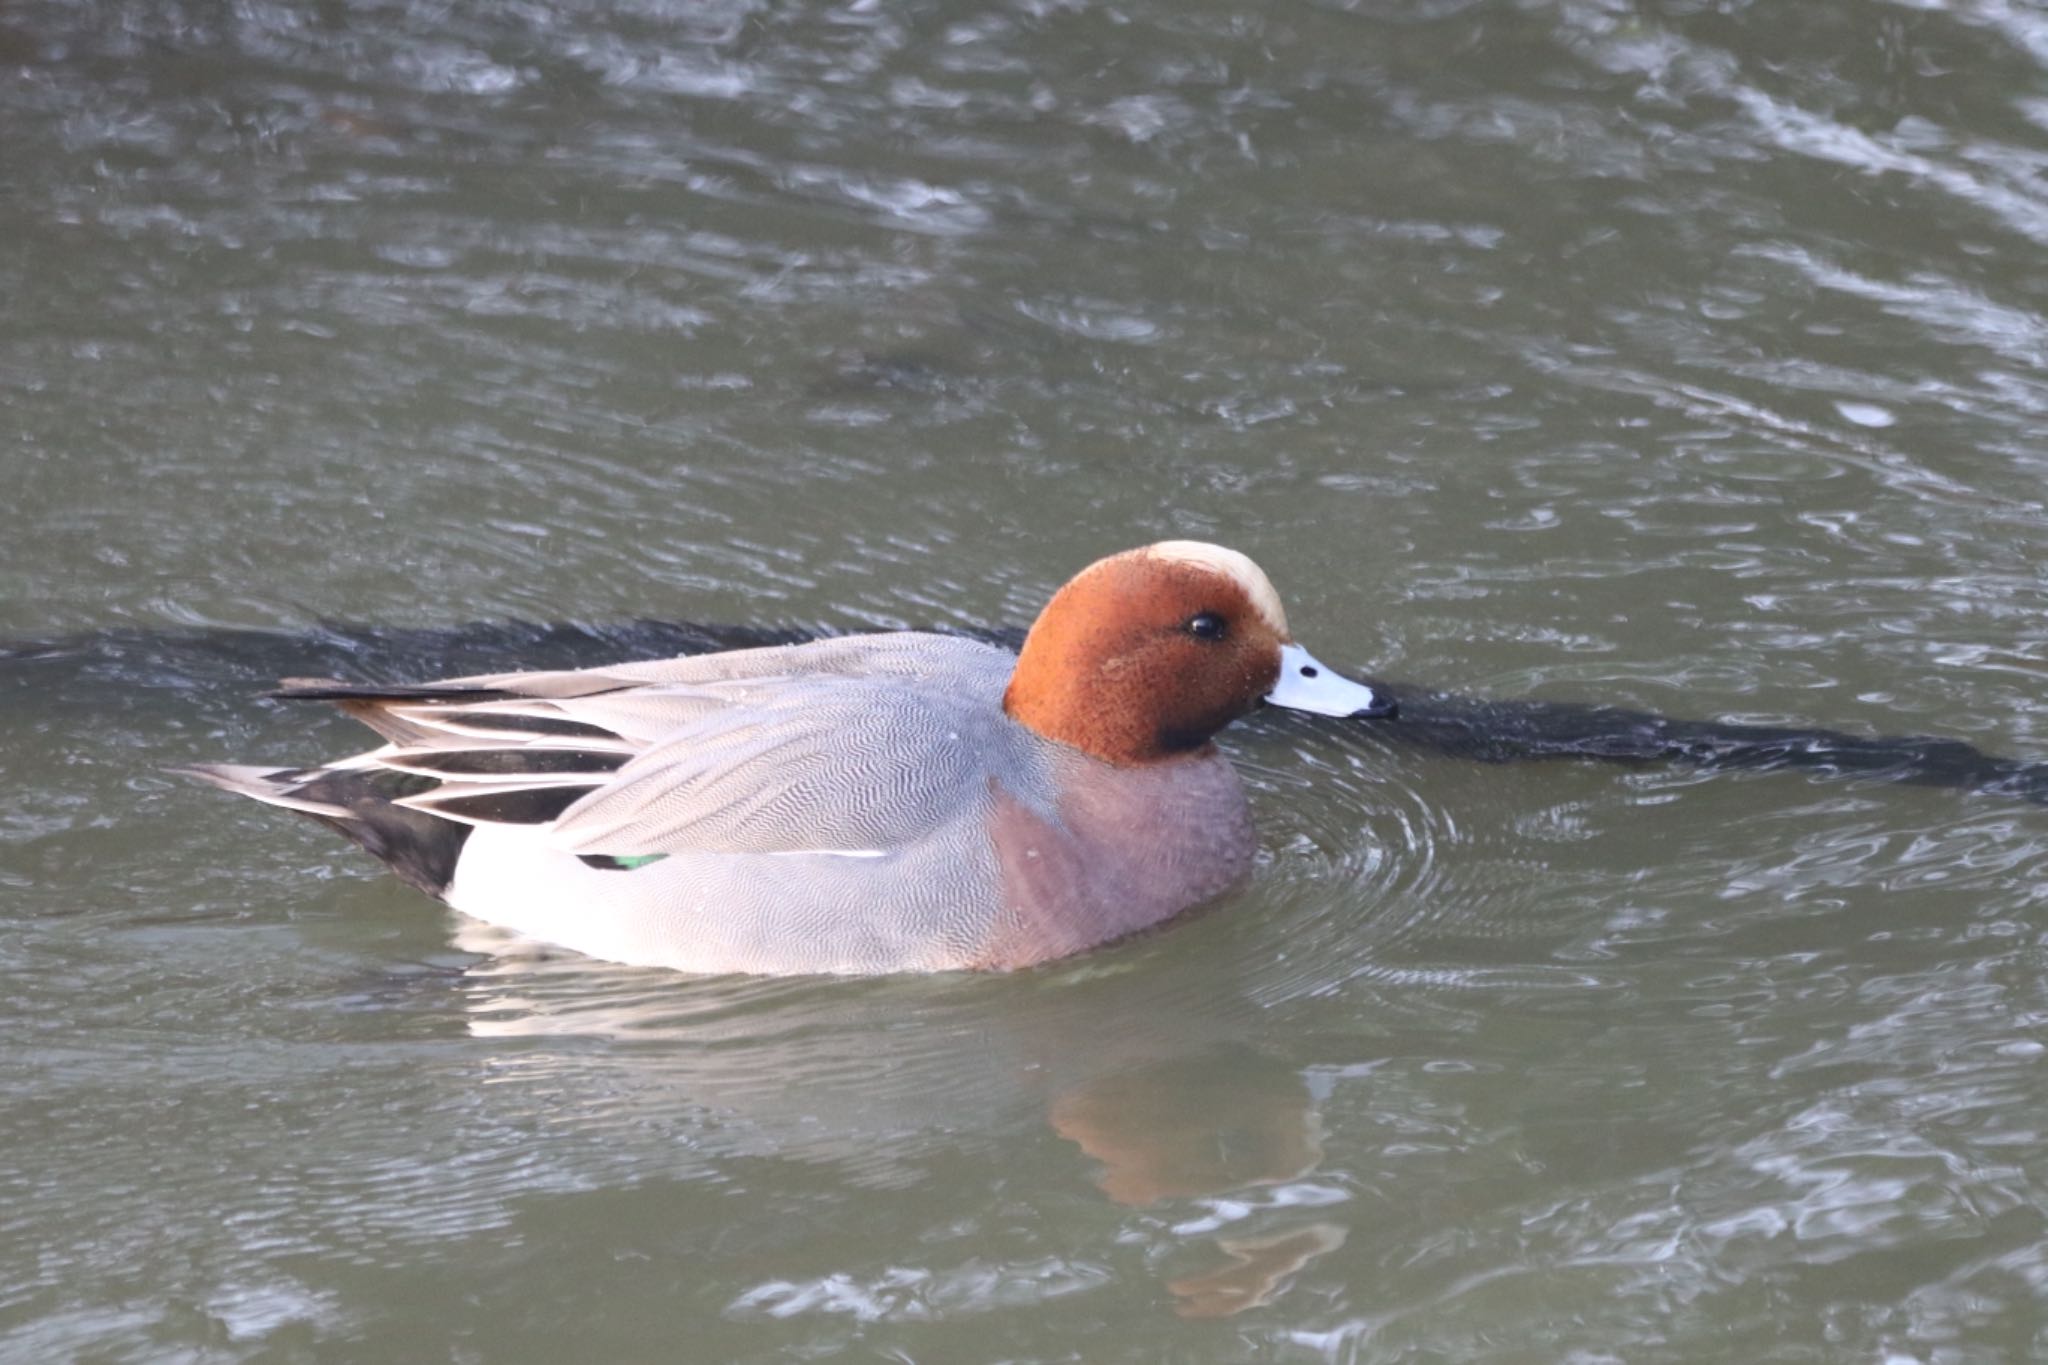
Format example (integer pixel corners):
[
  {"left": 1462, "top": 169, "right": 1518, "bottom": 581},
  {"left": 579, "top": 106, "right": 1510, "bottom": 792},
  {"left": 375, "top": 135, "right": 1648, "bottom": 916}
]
[{"left": 178, "top": 541, "right": 1391, "bottom": 974}]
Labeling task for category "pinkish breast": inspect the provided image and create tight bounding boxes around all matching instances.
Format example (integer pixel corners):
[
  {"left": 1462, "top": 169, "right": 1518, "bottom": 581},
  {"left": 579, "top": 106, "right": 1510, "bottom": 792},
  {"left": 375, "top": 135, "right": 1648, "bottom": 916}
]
[{"left": 973, "top": 749, "right": 1257, "bottom": 970}]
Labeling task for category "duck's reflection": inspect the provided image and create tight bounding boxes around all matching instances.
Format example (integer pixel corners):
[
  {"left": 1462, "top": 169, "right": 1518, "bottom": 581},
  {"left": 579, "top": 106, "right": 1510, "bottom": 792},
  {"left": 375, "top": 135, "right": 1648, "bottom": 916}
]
[
  {"left": 1166, "top": 1223, "right": 1349, "bottom": 1320},
  {"left": 446, "top": 922, "right": 1348, "bottom": 1317},
  {"left": 1047, "top": 1047, "right": 1346, "bottom": 1317},
  {"left": 1049, "top": 1048, "right": 1322, "bottom": 1206}
]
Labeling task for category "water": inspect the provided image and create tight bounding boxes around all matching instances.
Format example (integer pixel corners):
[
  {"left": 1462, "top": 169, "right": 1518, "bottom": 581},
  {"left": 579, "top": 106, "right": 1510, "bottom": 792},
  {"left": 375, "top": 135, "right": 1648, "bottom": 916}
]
[{"left": 7, "top": 0, "right": 2048, "bottom": 1358}]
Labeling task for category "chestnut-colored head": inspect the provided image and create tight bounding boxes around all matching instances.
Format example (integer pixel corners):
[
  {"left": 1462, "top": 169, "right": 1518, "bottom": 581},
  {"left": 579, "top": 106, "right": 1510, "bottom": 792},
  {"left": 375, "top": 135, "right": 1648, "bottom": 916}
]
[{"left": 1003, "top": 541, "right": 1385, "bottom": 765}]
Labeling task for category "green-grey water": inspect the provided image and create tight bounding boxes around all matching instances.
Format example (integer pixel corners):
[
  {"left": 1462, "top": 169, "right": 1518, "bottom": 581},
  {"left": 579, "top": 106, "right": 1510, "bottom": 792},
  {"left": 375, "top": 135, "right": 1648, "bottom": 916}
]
[{"left": 8, "top": 0, "right": 2048, "bottom": 1359}]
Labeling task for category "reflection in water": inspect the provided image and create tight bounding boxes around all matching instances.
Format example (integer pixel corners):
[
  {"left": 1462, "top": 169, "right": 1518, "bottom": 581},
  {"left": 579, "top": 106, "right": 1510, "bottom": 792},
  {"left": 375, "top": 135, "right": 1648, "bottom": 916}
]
[
  {"left": 1050, "top": 1048, "right": 1345, "bottom": 1318},
  {"left": 1166, "top": 1224, "right": 1349, "bottom": 1321},
  {"left": 1050, "top": 1049, "right": 1322, "bottom": 1207},
  {"left": 454, "top": 922, "right": 1346, "bottom": 1316}
]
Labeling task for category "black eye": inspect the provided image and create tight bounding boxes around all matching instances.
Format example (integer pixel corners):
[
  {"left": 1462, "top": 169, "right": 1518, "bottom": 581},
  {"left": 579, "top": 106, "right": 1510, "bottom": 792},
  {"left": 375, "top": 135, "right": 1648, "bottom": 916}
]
[{"left": 1187, "top": 612, "right": 1227, "bottom": 641}]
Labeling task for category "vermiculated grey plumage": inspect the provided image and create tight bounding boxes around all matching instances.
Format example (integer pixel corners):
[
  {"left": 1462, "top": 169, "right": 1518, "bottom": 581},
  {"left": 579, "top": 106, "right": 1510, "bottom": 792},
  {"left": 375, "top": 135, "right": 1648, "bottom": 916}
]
[{"left": 180, "top": 633, "right": 1260, "bottom": 974}]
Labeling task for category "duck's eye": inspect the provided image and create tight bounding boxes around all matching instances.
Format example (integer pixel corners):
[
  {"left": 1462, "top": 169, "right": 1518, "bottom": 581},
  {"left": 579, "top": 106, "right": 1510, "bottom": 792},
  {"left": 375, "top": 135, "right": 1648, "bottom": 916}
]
[{"left": 1187, "top": 612, "right": 1227, "bottom": 642}]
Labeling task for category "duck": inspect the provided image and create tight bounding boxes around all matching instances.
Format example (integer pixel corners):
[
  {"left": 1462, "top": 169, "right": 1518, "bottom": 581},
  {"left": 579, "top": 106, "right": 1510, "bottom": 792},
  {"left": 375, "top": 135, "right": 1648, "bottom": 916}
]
[{"left": 177, "top": 541, "right": 1393, "bottom": 975}]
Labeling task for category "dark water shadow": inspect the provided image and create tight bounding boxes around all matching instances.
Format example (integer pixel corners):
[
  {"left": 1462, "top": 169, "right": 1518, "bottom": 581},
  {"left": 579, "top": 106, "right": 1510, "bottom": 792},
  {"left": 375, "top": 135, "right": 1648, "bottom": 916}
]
[{"left": 7, "top": 619, "right": 2045, "bottom": 804}]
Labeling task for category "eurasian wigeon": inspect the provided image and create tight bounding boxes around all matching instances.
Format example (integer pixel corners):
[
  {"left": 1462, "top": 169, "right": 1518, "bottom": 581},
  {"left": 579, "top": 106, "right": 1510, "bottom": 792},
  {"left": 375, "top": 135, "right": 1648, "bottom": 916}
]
[{"left": 177, "top": 541, "right": 1392, "bottom": 974}]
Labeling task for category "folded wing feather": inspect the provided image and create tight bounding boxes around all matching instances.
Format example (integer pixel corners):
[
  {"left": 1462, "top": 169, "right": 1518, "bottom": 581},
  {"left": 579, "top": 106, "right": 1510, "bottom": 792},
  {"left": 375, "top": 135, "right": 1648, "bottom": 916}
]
[{"left": 282, "top": 633, "right": 1018, "bottom": 855}]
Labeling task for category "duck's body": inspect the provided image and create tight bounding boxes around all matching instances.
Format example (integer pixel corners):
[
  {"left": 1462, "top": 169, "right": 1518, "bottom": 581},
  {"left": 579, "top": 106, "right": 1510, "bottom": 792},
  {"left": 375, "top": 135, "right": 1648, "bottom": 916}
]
[
  {"left": 396, "top": 633, "right": 1251, "bottom": 974},
  {"left": 180, "top": 542, "right": 1389, "bottom": 975}
]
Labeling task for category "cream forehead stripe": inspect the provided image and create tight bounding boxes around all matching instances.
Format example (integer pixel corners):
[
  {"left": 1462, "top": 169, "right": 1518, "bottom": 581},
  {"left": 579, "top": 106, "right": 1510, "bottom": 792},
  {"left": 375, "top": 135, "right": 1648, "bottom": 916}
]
[{"left": 1143, "top": 540, "right": 1290, "bottom": 637}]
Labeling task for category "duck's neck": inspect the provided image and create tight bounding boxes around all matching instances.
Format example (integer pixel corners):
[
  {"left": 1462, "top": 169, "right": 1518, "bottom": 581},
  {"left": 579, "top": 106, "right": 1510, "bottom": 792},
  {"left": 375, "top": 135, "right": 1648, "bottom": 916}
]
[{"left": 1003, "top": 635, "right": 1209, "bottom": 767}]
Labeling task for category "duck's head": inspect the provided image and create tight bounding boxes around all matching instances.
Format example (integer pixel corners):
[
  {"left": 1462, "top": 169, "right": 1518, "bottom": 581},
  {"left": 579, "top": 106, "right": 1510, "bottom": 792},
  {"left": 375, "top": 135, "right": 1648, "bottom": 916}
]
[{"left": 1002, "top": 540, "right": 1393, "bottom": 765}]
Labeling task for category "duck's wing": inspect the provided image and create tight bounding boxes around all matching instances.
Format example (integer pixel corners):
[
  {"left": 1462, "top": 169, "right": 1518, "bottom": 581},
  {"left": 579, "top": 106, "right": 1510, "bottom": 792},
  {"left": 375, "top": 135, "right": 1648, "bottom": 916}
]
[
  {"left": 276, "top": 632, "right": 1009, "bottom": 744},
  {"left": 447, "top": 632, "right": 1009, "bottom": 704},
  {"left": 543, "top": 682, "right": 1022, "bottom": 858},
  {"left": 269, "top": 633, "right": 1026, "bottom": 858}
]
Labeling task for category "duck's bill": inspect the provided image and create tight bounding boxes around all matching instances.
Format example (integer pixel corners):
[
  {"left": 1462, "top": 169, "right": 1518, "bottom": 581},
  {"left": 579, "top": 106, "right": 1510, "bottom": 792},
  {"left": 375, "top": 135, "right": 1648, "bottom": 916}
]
[{"left": 1266, "top": 643, "right": 1397, "bottom": 719}]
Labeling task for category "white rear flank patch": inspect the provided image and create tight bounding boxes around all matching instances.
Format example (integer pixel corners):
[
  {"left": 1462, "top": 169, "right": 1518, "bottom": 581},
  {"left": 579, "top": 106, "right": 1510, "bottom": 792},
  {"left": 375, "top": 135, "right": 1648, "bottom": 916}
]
[{"left": 1144, "top": 540, "right": 1290, "bottom": 637}]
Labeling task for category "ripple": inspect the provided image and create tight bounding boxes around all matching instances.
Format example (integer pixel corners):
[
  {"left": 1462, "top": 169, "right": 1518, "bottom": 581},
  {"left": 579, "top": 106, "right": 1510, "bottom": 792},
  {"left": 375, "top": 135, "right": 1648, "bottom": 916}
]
[{"left": 12, "top": 0, "right": 2048, "bottom": 1356}]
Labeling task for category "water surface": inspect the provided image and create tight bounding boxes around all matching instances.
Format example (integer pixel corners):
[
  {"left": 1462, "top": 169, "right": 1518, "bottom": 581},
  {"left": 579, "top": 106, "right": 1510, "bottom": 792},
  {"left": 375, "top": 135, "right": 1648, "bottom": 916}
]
[{"left": 7, "top": 0, "right": 2048, "bottom": 1359}]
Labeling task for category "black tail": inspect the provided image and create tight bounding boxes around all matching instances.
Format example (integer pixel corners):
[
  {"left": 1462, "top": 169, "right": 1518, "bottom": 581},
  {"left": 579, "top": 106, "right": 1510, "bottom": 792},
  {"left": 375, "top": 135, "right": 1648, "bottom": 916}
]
[{"left": 173, "top": 763, "right": 472, "bottom": 898}]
